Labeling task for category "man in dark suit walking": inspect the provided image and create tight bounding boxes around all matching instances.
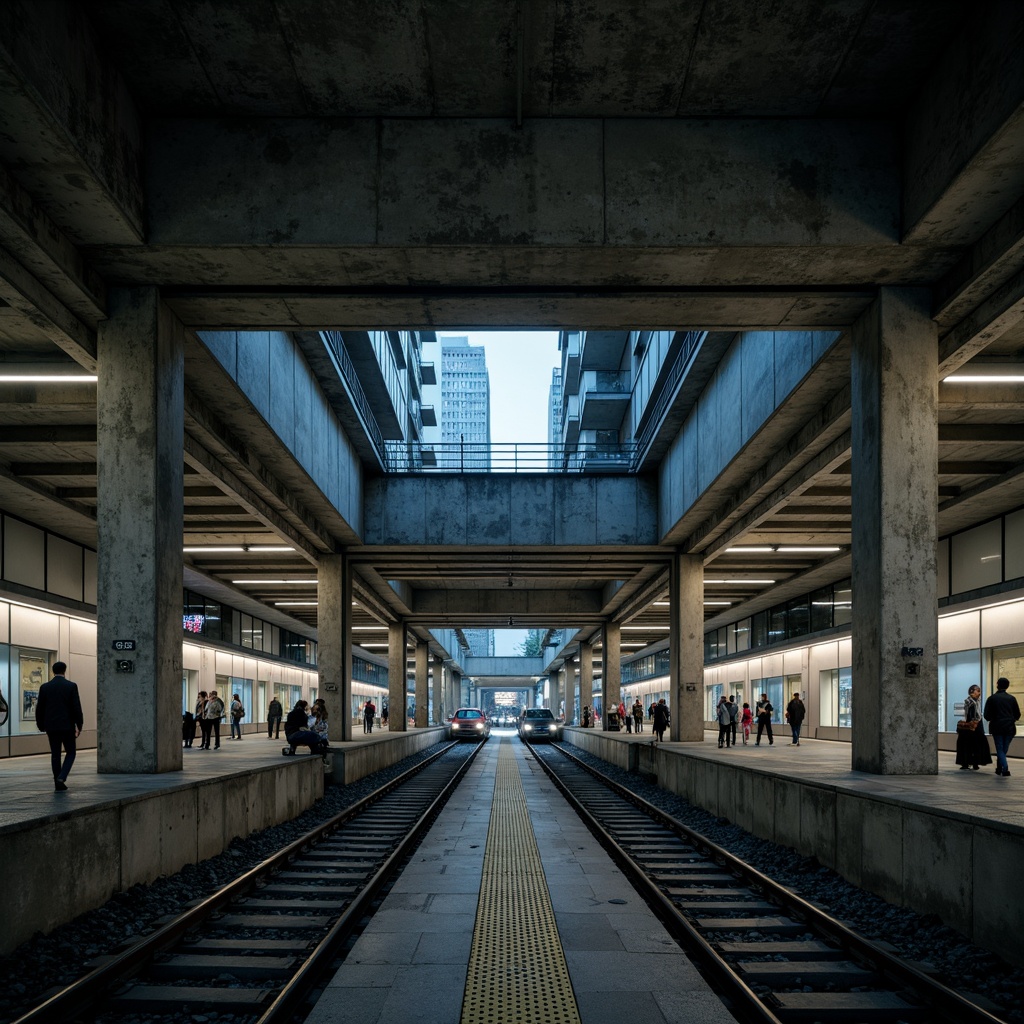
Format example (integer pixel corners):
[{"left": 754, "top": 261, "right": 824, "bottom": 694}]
[{"left": 35, "top": 661, "right": 84, "bottom": 791}]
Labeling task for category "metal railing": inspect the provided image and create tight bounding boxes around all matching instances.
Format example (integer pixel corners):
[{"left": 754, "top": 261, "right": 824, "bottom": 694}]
[
  {"left": 321, "top": 330, "right": 388, "bottom": 465},
  {"left": 383, "top": 441, "right": 638, "bottom": 474},
  {"left": 633, "top": 329, "right": 706, "bottom": 462}
]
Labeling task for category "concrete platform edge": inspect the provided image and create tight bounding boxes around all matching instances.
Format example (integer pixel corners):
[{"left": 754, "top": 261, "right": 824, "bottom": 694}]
[
  {"left": 0, "top": 755, "right": 324, "bottom": 954},
  {"left": 564, "top": 729, "right": 1024, "bottom": 967},
  {"left": 328, "top": 727, "right": 447, "bottom": 785}
]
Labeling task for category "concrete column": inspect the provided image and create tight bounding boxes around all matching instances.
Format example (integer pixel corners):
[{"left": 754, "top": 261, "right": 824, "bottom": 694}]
[
  {"left": 318, "top": 554, "right": 352, "bottom": 743},
  {"left": 388, "top": 621, "right": 407, "bottom": 732},
  {"left": 548, "top": 670, "right": 560, "bottom": 718},
  {"left": 851, "top": 288, "right": 938, "bottom": 774},
  {"left": 414, "top": 641, "right": 429, "bottom": 726},
  {"left": 432, "top": 655, "right": 443, "bottom": 723},
  {"left": 563, "top": 655, "right": 575, "bottom": 722},
  {"left": 670, "top": 552, "right": 705, "bottom": 742},
  {"left": 96, "top": 288, "right": 183, "bottom": 774},
  {"left": 602, "top": 623, "right": 621, "bottom": 730},
  {"left": 579, "top": 643, "right": 593, "bottom": 724}
]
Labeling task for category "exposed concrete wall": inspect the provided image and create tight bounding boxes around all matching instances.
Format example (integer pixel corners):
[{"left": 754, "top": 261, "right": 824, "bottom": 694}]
[
  {"left": 198, "top": 330, "right": 364, "bottom": 536},
  {"left": 363, "top": 474, "right": 658, "bottom": 546},
  {"left": 0, "top": 756, "right": 323, "bottom": 954},
  {"left": 564, "top": 731, "right": 1024, "bottom": 966},
  {"left": 328, "top": 727, "right": 447, "bottom": 785},
  {"left": 658, "top": 330, "right": 841, "bottom": 539}
]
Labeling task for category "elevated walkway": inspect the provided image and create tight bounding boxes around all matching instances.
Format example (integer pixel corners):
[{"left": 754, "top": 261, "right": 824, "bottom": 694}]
[
  {"left": 565, "top": 728, "right": 1024, "bottom": 966},
  {"left": 0, "top": 727, "right": 445, "bottom": 954}
]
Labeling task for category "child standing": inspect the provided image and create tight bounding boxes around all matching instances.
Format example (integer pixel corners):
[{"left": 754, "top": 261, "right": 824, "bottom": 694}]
[{"left": 741, "top": 702, "right": 753, "bottom": 745}]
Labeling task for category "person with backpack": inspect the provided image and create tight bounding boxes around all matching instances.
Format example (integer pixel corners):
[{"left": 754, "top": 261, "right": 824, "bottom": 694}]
[
  {"left": 363, "top": 698, "right": 376, "bottom": 734},
  {"left": 229, "top": 693, "right": 245, "bottom": 740}
]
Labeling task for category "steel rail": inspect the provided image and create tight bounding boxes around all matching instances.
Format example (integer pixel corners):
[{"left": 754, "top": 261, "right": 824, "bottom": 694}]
[
  {"left": 11, "top": 740, "right": 467, "bottom": 1024},
  {"left": 534, "top": 742, "right": 1007, "bottom": 1024},
  {"left": 525, "top": 742, "right": 780, "bottom": 1024},
  {"left": 253, "top": 738, "right": 484, "bottom": 1024}
]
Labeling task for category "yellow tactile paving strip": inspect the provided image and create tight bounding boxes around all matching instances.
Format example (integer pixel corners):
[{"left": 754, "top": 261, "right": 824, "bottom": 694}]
[{"left": 460, "top": 740, "right": 582, "bottom": 1024}]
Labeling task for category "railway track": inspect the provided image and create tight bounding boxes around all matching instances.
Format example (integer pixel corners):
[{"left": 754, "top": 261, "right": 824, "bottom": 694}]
[
  {"left": 528, "top": 741, "right": 1007, "bottom": 1024},
  {"left": 14, "top": 740, "right": 483, "bottom": 1024}
]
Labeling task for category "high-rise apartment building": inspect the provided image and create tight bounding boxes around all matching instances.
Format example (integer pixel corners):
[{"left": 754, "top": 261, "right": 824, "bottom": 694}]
[
  {"left": 440, "top": 335, "right": 491, "bottom": 470},
  {"left": 462, "top": 628, "right": 495, "bottom": 657},
  {"left": 547, "top": 367, "right": 562, "bottom": 469}
]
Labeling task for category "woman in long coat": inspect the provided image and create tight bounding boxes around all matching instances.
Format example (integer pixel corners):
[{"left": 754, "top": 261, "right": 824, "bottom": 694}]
[{"left": 955, "top": 684, "right": 993, "bottom": 770}]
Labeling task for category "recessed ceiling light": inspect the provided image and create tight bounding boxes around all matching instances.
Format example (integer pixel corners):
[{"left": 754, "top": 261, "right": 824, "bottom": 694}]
[
  {"left": 0, "top": 374, "right": 98, "bottom": 382},
  {"left": 704, "top": 579, "right": 776, "bottom": 584},
  {"left": 231, "top": 579, "right": 317, "bottom": 584}
]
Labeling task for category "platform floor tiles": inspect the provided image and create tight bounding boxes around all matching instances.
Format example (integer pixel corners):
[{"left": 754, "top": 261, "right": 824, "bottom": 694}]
[{"left": 305, "top": 737, "right": 728, "bottom": 1024}]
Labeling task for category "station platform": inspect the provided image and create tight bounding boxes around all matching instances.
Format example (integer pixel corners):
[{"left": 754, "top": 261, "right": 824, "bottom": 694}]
[
  {"left": 566, "top": 727, "right": 1024, "bottom": 965},
  {"left": 0, "top": 726, "right": 443, "bottom": 954},
  {"left": 306, "top": 735, "right": 727, "bottom": 1024}
]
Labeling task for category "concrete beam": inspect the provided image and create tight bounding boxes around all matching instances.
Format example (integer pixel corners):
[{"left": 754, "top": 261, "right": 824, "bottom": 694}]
[
  {"left": 410, "top": 589, "right": 603, "bottom": 617},
  {"left": 903, "top": 3, "right": 1024, "bottom": 246},
  {"left": 0, "top": 0, "right": 143, "bottom": 243}
]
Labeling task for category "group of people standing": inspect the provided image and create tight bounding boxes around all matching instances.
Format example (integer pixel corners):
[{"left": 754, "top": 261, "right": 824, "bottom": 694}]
[
  {"left": 955, "top": 677, "right": 1021, "bottom": 776},
  {"left": 716, "top": 692, "right": 805, "bottom": 748},
  {"left": 184, "top": 690, "right": 227, "bottom": 749}
]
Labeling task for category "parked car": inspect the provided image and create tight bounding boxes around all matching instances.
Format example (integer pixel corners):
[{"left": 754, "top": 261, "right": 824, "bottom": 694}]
[
  {"left": 518, "top": 707, "right": 562, "bottom": 742},
  {"left": 448, "top": 707, "right": 491, "bottom": 741}
]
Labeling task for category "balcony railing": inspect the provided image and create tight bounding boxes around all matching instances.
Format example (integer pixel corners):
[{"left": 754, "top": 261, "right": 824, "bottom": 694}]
[{"left": 383, "top": 441, "right": 638, "bottom": 473}]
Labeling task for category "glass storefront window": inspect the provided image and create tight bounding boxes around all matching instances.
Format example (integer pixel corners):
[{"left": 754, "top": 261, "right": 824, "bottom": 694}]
[
  {"left": 752, "top": 676, "right": 784, "bottom": 723},
  {"left": 939, "top": 649, "right": 982, "bottom": 732},
  {"left": 15, "top": 647, "right": 50, "bottom": 735},
  {"left": 705, "top": 682, "right": 724, "bottom": 720}
]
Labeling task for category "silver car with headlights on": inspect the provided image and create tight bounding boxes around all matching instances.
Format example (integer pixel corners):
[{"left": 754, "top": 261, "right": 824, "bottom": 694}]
[
  {"left": 448, "top": 707, "right": 491, "bottom": 741},
  {"left": 517, "top": 707, "right": 562, "bottom": 742}
]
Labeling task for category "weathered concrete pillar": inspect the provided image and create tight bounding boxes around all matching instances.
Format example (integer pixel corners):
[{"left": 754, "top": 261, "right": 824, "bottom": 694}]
[
  {"left": 432, "top": 654, "right": 443, "bottom": 723},
  {"left": 602, "top": 623, "right": 621, "bottom": 729},
  {"left": 318, "top": 553, "right": 352, "bottom": 742},
  {"left": 563, "top": 655, "right": 576, "bottom": 722},
  {"left": 670, "top": 552, "right": 704, "bottom": 742},
  {"left": 579, "top": 642, "right": 593, "bottom": 723},
  {"left": 548, "top": 670, "right": 560, "bottom": 718},
  {"left": 414, "top": 641, "right": 429, "bottom": 726},
  {"left": 851, "top": 288, "right": 938, "bottom": 775},
  {"left": 96, "top": 288, "right": 184, "bottom": 773},
  {"left": 388, "top": 621, "right": 407, "bottom": 731}
]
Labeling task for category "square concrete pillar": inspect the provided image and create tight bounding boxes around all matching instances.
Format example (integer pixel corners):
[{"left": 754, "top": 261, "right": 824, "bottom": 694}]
[
  {"left": 414, "top": 642, "right": 429, "bottom": 726},
  {"left": 670, "top": 552, "right": 704, "bottom": 742},
  {"left": 579, "top": 642, "right": 593, "bottom": 722},
  {"left": 602, "top": 623, "right": 621, "bottom": 729},
  {"left": 564, "top": 655, "right": 576, "bottom": 722},
  {"left": 548, "top": 670, "right": 560, "bottom": 718},
  {"left": 318, "top": 553, "right": 352, "bottom": 742},
  {"left": 851, "top": 288, "right": 938, "bottom": 774},
  {"left": 432, "top": 655, "right": 443, "bottom": 723},
  {"left": 96, "top": 288, "right": 184, "bottom": 773},
  {"left": 388, "top": 621, "right": 407, "bottom": 731}
]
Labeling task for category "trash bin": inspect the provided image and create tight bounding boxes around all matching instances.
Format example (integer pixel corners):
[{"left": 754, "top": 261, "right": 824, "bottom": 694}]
[{"left": 606, "top": 710, "right": 620, "bottom": 731}]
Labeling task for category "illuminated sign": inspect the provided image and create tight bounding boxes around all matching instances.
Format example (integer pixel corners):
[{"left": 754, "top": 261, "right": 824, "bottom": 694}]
[{"left": 183, "top": 615, "right": 206, "bottom": 634}]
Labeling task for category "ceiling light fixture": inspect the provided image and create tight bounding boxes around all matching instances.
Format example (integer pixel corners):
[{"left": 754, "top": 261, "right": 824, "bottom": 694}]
[
  {"left": 704, "top": 578, "right": 776, "bottom": 585},
  {"left": 0, "top": 374, "right": 99, "bottom": 383},
  {"left": 231, "top": 579, "right": 317, "bottom": 584},
  {"left": 704, "top": 600, "right": 733, "bottom": 606},
  {"left": 725, "top": 546, "right": 774, "bottom": 553},
  {"left": 273, "top": 601, "right": 318, "bottom": 607}
]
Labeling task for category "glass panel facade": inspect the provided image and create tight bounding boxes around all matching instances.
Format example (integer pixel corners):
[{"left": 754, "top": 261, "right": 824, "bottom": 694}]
[
  {"left": 1006, "top": 510, "right": 1024, "bottom": 581},
  {"left": 939, "top": 649, "right": 982, "bottom": 732}
]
